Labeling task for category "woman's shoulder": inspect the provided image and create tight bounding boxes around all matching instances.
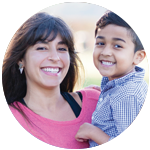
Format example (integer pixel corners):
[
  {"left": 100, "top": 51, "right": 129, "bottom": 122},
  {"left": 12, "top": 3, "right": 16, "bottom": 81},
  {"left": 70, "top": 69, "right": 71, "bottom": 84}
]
[
  {"left": 9, "top": 102, "right": 28, "bottom": 122},
  {"left": 69, "top": 92, "right": 82, "bottom": 107},
  {"left": 9, "top": 102, "right": 22, "bottom": 116},
  {"left": 69, "top": 88, "right": 100, "bottom": 106},
  {"left": 79, "top": 88, "right": 100, "bottom": 101},
  {"left": 9, "top": 102, "right": 20, "bottom": 113}
]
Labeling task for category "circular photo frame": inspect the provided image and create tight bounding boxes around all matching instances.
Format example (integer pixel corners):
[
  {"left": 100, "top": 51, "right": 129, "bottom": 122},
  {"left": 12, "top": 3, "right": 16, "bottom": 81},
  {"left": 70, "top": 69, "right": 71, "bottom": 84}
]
[{"left": 1, "top": 2, "right": 150, "bottom": 148}]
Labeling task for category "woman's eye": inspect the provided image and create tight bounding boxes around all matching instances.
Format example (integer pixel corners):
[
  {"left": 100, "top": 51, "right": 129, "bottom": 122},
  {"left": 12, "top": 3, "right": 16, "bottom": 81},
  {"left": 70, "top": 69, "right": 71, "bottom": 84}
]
[
  {"left": 58, "top": 48, "right": 68, "bottom": 51},
  {"left": 36, "top": 47, "right": 47, "bottom": 50},
  {"left": 114, "top": 45, "right": 122, "bottom": 48}
]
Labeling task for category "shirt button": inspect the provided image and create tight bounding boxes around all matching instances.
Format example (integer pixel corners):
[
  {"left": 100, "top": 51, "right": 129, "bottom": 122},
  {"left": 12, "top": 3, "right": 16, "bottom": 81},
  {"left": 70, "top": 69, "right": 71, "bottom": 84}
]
[{"left": 99, "top": 98, "right": 103, "bottom": 102}]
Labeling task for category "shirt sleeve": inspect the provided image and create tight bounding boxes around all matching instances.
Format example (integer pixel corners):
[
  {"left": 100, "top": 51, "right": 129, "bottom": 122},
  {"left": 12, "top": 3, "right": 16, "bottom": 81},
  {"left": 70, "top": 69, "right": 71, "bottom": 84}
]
[{"left": 109, "top": 95, "right": 140, "bottom": 140}]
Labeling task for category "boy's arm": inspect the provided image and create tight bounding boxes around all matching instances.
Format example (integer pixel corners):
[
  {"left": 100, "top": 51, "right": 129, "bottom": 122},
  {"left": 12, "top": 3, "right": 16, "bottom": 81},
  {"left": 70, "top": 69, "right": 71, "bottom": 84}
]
[
  {"left": 75, "top": 123, "right": 110, "bottom": 145},
  {"left": 112, "top": 95, "right": 141, "bottom": 136}
]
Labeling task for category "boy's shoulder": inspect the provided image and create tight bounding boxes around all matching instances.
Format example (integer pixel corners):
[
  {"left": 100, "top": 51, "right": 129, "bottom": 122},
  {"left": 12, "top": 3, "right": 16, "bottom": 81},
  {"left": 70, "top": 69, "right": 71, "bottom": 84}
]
[
  {"left": 104, "top": 66, "right": 148, "bottom": 102},
  {"left": 109, "top": 79, "right": 148, "bottom": 106}
]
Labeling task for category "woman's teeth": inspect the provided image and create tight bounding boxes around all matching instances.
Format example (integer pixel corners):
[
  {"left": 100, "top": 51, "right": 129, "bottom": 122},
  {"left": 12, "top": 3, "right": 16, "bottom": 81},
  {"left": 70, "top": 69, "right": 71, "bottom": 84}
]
[
  {"left": 42, "top": 68, "right": 59, "bottom": 73},
  {"left": 102, "top": 61, "right": 114, "bottom": 66}
]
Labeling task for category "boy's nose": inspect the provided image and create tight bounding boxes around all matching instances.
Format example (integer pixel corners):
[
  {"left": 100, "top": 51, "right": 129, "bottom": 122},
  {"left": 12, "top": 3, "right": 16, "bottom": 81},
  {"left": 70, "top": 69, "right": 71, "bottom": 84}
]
[{"left": 101, "top": 46, "right": 112, "bottom": 56}]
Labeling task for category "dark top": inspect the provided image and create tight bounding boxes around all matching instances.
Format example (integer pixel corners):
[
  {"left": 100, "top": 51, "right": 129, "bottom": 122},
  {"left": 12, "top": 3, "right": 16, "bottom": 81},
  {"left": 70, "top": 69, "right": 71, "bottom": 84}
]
[{"left": 19, "top": 92, "right": 82, "bottom": 118}]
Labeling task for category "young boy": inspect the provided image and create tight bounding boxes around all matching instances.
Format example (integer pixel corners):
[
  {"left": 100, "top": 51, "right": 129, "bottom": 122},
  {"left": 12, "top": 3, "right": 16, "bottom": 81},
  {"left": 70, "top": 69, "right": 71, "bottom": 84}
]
[{"left": 75, "top": 11, "right": 148, "bottom": 147}]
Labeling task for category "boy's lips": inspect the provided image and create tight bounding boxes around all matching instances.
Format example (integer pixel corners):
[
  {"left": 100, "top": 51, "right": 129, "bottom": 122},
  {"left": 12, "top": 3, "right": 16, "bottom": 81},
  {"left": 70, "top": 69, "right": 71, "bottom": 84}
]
[{"left": 100, "top": 60, "right": 116, "bottom": 66}]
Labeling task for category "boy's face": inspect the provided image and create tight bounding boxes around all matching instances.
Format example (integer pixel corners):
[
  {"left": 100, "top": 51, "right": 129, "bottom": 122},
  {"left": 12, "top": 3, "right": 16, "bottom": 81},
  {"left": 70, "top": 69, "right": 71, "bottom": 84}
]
[{"left": 93, "top": 24, "right": 138, "bottom": 81}]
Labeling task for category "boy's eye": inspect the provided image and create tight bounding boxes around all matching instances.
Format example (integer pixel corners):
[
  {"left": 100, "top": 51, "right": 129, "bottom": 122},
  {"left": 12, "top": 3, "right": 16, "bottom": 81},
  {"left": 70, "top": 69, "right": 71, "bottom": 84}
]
[
  {"left": 36, "top": 47, "right": 47, "bottom": 50},
  {"left": 96, "top": 42, "right": 105, "bottom": 46},
  {"left": 114, "top": 44, "right": 122, "bottom": 48}
]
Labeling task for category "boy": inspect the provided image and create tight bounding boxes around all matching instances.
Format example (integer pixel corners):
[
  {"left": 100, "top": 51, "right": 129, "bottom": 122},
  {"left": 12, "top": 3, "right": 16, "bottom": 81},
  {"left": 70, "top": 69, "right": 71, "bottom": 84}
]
[{"left": 75, "top": 11, "right": 148, "bottom": 147}]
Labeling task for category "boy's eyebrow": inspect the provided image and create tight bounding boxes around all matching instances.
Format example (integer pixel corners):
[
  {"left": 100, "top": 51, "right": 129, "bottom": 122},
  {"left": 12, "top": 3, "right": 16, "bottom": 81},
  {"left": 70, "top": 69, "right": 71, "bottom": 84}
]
[
  {"left": 112, "top": 38, "right": 126, "bottom": 43},
  {"left": 96, "top": 36, "right": 126, "bottom": 43},
  {"left": 96, "top": 36, "right": 105, "bottom": 40}
]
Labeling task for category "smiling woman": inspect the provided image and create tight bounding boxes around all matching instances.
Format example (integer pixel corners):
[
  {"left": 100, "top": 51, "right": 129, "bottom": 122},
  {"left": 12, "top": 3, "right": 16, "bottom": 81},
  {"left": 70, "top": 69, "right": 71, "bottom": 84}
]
[
  {"left": 2, "top": 12, "right": 100, "bottom": 149},
  {"left": 19, "top": 34, "right": 70, "bottom": 89}
]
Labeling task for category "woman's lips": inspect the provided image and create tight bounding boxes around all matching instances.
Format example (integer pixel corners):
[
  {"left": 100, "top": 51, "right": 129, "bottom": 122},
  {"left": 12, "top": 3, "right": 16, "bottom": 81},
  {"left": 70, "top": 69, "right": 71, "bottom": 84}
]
[{"left": 41, "top": 67, "right": 61, "bottom": 76}]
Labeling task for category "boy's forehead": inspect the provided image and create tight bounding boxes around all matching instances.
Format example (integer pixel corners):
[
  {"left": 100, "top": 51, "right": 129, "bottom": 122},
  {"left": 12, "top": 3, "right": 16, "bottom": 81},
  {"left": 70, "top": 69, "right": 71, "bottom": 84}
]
[{"left": 96, "top": 24, "right": 132, "bottom": 41}]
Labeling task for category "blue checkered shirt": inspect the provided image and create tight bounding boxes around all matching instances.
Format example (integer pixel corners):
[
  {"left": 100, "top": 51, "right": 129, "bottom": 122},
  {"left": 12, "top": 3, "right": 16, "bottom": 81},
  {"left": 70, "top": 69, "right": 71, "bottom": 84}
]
[{"left": 89, "top": 66, "right": 148, "bottom": 147}]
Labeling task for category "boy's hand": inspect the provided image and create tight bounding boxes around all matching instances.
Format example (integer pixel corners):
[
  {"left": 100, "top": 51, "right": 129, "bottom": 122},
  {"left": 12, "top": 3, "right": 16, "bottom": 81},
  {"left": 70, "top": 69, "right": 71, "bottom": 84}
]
[
  {"left": 75, "top": 123, "right": 95, "bottom": 142},
  {"left": 85, "top": 85, "right": 101, "bottom": 91},
  {"left": 75, "top": 123, "right": 110, "bottom": 145}
]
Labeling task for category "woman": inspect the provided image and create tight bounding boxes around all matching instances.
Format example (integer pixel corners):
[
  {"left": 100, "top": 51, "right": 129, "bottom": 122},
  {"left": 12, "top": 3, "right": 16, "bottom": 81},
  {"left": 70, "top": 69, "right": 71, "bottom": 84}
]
[{"left": 2, "top": 12, "right": 100, "bottom": 149}]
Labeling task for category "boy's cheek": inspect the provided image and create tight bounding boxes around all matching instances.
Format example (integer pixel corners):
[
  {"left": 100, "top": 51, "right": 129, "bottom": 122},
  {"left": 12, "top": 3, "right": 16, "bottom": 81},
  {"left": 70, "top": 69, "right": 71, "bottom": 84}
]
[
  {"left": 93, "top": 54, "right": 97, "bottom": 68},
  {"left": 93, "top": 51, "right": 100, "bottom": 69}
]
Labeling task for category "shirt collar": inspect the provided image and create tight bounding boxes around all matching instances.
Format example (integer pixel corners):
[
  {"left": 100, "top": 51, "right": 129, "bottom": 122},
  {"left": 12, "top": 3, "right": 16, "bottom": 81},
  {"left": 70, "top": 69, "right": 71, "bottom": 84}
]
[{"left": 101, "top": 66, "right": 145, "bottom": 91}]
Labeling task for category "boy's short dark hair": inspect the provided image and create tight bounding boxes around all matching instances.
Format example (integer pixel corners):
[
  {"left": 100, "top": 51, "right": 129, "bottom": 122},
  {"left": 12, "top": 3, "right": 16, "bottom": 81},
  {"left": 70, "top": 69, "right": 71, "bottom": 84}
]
[{"left": 95, "top": 11, "right": 144, "bottom": 52}]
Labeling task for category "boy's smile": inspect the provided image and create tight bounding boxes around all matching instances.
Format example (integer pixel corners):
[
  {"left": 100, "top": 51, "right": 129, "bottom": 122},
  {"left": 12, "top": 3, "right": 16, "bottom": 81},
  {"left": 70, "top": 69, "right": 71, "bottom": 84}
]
[{"left": 93, "top": 24, "right": 138, "bottom": 81}]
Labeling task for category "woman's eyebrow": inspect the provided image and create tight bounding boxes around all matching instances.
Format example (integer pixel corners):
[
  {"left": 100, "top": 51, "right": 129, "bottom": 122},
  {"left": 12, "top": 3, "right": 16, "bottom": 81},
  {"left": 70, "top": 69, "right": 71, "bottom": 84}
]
[
  {"left": 35, "top": 41, "right": 48, "bottom": 44},
  {"left": 35, "top": 40, "right": 68, "bottom": 46},
  {"left": 58, "top": 41, "right": 67, "bottom": 45}
]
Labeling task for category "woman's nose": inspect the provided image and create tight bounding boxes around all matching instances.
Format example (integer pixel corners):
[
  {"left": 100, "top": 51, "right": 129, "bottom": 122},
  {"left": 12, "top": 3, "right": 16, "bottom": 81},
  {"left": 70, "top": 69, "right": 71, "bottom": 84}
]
[{"left": 47, "top": 49, "right": 60, "bottom": 61}]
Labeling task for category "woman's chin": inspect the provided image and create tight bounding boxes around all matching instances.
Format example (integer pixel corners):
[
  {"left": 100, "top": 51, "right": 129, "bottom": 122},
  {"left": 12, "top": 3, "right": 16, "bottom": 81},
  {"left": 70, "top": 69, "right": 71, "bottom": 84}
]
[{"left": 41, "top": 82, "right": 61, "bottom": 89}]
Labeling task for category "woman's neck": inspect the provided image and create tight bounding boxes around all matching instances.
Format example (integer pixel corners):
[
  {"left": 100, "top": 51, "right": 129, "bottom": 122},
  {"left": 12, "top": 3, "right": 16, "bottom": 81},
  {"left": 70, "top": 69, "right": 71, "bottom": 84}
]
[{"left": 24, "top": 84, "right": 64, "bottom": 112}]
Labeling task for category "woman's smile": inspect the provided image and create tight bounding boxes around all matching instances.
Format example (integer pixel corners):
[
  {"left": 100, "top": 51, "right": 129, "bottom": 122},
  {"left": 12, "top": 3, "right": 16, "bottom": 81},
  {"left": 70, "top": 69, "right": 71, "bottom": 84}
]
[
  {"left": 41, "top": 67, "right": 61, "bottom": 76},
  {"left": 22, "top": 34, "right": 70, "bottom": 88}
]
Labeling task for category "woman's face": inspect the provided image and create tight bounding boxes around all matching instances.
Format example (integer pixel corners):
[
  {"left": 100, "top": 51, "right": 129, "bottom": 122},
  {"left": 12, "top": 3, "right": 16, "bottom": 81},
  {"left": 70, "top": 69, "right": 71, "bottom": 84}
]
[{"left": 21, "top": 34, "right": 70, "bottom": 89}]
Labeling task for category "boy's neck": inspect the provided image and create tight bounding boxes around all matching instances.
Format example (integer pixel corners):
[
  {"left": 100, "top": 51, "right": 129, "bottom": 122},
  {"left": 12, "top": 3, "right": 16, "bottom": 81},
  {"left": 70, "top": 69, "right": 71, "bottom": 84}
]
[{"left": 108, "top": 67, "right": 136, "bottom": 81}]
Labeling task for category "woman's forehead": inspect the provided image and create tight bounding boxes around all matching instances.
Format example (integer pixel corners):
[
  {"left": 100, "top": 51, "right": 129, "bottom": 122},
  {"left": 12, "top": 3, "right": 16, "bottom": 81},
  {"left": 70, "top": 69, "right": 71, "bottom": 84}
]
[
  {"left": 39, "top": 30, "right": 57, "bottom": 42},
  {"left": 34, "top": 33, "right": 68, "bottom": 47}
]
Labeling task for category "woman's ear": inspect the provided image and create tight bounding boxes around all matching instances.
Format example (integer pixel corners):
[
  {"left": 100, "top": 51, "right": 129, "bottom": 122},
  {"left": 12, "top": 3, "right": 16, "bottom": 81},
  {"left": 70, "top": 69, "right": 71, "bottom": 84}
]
[
  {"left": 18, "top": 59, "right": 25, "bottom": 66},
  {"left": 133, "top": 50, "right": 146, "bottom": 65},
  {"left": 18, "top": 59, "right": 25, "bottom": 74}
]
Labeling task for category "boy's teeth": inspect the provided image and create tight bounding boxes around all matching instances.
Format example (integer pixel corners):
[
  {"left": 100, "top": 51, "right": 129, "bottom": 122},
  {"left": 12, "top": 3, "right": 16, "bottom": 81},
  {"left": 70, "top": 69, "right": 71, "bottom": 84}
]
[
  {"left": 42, "top": 68, "right": 59, "bottom": 73},
  {"left": 102, "top": 61, "right": 113, "bottom": 66}
]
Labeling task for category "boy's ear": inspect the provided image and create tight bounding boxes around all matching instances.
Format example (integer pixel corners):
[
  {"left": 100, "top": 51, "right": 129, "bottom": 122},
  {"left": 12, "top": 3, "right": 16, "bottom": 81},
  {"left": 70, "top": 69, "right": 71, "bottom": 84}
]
[{"left": 133, "top": 50, "right": 146, "bottom": 65}]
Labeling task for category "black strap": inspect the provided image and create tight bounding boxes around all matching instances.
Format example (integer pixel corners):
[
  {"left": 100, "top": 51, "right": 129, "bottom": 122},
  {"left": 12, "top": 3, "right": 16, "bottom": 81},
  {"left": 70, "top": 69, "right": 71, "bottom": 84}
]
[
  {"left": 61, "top": 92, "right": 82, "bottom": 118},
  {"left": 77, "top": 92, "right": 82, "bottom": 102},
  {"left": 20, "top": 98, "right": 27, "bottom": 107},
  {"left": 20, "top": 92, "right": 82, "bottom": 118}
]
